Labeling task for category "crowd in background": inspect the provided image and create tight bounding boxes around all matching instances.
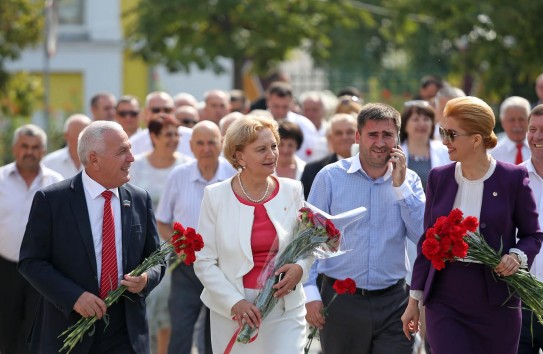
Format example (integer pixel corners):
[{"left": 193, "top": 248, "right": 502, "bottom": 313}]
[{"left": 2, "top": 70, "right": 543, "bottom": 354}]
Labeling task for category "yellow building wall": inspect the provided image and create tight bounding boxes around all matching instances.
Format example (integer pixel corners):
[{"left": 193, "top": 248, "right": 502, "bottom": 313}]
[{"left": 121, "top": 0, "right": 148, "bottom": 102}]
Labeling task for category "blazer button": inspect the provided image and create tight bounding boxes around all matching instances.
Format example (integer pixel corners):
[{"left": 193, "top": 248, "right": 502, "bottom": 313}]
[{"left": 480, "top": 223, "right": 486, "bottom": 229}]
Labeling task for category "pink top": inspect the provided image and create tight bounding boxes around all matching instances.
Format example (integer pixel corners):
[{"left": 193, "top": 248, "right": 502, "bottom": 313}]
[{"left": 235, "top": 179, "right": 280, "bottom": 289}]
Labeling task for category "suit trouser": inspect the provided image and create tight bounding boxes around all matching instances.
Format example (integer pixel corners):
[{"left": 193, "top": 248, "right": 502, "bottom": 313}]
[
  {"left": 319, "top": 276, "right": 413, "bottom": 354},
  {"left": 0, "top": 256, "right": 40, "bottom": 354},
  {"left": 518, "top": 307, "right": 543, "bottom": 354},
  {"left": 167, "top": 264, "right": 212, "bottom": 354}
]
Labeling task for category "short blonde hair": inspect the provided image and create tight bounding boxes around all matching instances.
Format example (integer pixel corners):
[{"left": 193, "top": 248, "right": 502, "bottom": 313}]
[
  {"left": 223, "top": 115, "right": 280, "bottom": 170},
  {"left": 444, "top": 96, "right": 498, "bottom": 149}
]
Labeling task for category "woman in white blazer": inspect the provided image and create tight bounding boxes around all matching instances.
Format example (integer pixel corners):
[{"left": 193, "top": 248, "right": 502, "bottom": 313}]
[{"left": 195, "top": 116, "right": 312, "bottom": 354}]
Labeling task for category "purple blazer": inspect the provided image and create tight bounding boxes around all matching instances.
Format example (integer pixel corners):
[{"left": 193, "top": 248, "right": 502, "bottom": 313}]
[{"left": 411, "top": 161, "right": 543, "bottom": 306}]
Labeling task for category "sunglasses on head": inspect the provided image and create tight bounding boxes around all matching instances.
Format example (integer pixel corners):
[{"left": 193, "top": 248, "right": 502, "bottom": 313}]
[
  {"left": 117, "top": 110, "right": 139, "bottom": 118},
  {"left": 150, "top": 107, "right": 174, "bottom": 114},
  {"left": 438, "top": 127, "right": 472, "bottom": 142}
]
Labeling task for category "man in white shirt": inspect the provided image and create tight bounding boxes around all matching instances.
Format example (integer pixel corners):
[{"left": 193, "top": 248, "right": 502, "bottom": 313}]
[
  {"left": 155, "top": 121, "right": 236, "bottom": 354},
  {"left": 489, "top": 96, "right": 531, "bottom": 164},
  {"left": 301, "top": 91, "right": 331, "bottom": 161},
  {"left": 114, "top": 95, "right": 142, "bottom": 138},
  {"left": 42, "top": 114, "right": 91, "bottom": 179},
  {"left": 130, "top": 91, "right": 193, "bottom": 158},
  {"left": 0, "top": 124, "right": 63, "bottom": 354},
  {"left": 518, "top": 104, "right": 543, "bottom": 353},
  {"left": 200, "top": 90, "right": 231, "bottom": 125},
  {"left": 266, "top": 82, "right": 319, "bottom": 162}
]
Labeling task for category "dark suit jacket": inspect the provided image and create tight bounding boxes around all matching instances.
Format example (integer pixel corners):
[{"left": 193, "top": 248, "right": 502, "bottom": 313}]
[
  {"left": 411, "top": 161, "right": 543, "bottom": 306},
  {"left": 18, "top": 172, "right": 164, "bottom": 354},
  {"left": 300, "top": 154, "right": 338, "bottom": 200}
]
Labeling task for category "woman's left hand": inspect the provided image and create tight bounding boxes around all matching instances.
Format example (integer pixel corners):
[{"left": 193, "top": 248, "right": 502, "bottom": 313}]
[
  {"left": 494, "top": 253, "right": 520, "bottom": 277},
  {"left": 272, "top": 263, "right": 303, "bottom": 298}
]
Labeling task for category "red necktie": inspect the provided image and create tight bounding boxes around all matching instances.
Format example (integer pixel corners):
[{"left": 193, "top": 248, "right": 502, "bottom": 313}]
[
  {"left": 515, "top": 144, "right": 523, "bottom": 165},
  {"left": 99, "top": 190, "right": 118, "bottom": 299}
]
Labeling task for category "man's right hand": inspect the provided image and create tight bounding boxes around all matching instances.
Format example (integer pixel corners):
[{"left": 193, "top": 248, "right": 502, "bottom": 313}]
[
  {"left": 73, "top": 291, "right": 107, "bottom": 319},
  {"left": 305, "top": 300, "right": 325, "bottom": 329}
]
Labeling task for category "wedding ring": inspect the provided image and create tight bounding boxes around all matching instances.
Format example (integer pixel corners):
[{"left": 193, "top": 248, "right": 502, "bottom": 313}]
[{"left": 243, "top": 313, "right": 248, "bottom": 317}]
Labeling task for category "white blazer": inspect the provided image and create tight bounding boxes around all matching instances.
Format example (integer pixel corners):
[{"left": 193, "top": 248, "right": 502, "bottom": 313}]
[
  {"left": 194, "top": 176, "right": 313, "bottom": 318},
  {"left": 401, "top": 139, "right": 451, "bottom": 169}
]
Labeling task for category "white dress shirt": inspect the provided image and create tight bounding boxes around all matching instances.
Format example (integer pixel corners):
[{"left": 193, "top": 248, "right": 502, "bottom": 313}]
[
  {"left": 489, "top": 136, "right": 530, "bottom": 164},
  {"left": 0, "top": 163, "right": 63, "bottom": 262},
  {"left": 284, "top": 111, "right": 319, "bottom": 163},
  {"left": 155, "top": 158, "right": 236, "bottom": 229},
  {"left": 130, "top": 126, "right": 194, "bottom": 158},
  {"left": 81, "top": 169, "right": 124, "bottom": 285},
  {"left": 520, "top": 159, "right": 543, "bottom": 281},
  {"left": 41, "top": 146, "right": 81, "bottom": 179}
]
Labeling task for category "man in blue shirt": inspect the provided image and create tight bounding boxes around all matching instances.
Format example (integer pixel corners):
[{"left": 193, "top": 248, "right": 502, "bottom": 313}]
[{"left": 304, "top": 103, "right": 425, "bottom": 354}]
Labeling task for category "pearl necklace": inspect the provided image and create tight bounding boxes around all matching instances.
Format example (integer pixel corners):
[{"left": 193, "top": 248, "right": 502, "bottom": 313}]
[{"left": 237, "top": 173, "right": 270, "bottom": 203}]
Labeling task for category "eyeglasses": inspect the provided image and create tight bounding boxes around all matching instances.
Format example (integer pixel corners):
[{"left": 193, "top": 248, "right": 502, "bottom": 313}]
[
  {"left": 150, "top": 107, "right": 174, "bottom": 114},
  {"left": 340, "top": 96, "right": 359, "bottom": 105},
  {"left": 404, "top": 100, "right": 431, "bottom": 108},
  {"left": 117, "top": 110, "right": 139, "bottom": 118},
  {"left": 180, "top": 118, "right": 197, "bottom": 127},
  {"left": 438, "top": 127, "right": 472, "bottom": 142}
]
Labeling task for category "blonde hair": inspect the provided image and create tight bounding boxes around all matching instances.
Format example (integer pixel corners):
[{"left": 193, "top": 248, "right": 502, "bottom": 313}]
[
  {"left": 444, "top": 96, "right": 498, "bottom": 149},
  {"left": 223, "top": 115, "right": 280, "bottom": 170}
]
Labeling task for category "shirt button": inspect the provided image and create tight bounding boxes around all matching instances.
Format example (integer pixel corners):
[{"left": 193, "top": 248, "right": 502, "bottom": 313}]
[{"left": 480, "top": 223, "right": 486, "bottom": 229}]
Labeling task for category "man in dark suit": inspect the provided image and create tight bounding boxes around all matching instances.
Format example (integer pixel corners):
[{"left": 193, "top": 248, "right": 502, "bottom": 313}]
[
  {"left": 301, "top": 113, "right": 357, "bottom": 199},
  {"left": 19, "top": 121, "right": 164, "bottom": 354}
]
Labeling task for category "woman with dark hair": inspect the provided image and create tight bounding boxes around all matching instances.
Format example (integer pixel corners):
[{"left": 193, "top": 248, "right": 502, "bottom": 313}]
[
  {"left": 402, "top": 96, "right": 543, "bottom": 354},
  {"left": 400, "top": 100, "right": 450, "bottom": 191},
  {"left": 276, "top": 121, "right": 306, "bottom": 180}
]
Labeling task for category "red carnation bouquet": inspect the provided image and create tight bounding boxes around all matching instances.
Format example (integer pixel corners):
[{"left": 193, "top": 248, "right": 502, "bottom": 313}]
[
  {"left": 234, "top": 204, "right": 365, "bottom": 345},
  {"left": 59, "top": 222, "right": 203, "bottom": 353},
  {"left": 304, "top": 278, "right": 356, "bottom": 354},
  {"left": 422, "top": 208, "right": 543, "bottom": 323}
]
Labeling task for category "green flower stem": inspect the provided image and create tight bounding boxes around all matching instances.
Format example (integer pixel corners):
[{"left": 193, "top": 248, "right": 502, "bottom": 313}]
[
  {"left": 59, "top": 242, "right": 176, "bottom": 353},
  {"left": 303, "top": 293, "right": 338, "bottom": 354}
]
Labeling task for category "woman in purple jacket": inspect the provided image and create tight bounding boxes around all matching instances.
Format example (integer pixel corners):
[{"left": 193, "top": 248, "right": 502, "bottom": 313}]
[{"left": 401, "top": 96, "right": 543, "bottom": 354}]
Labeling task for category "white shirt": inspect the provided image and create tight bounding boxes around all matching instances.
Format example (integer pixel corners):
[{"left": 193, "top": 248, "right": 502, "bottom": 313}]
[
  {"left": 520, "top": 159, "right": 543, "bottom": 281},
  {"left": 129, "top": 153, "right": 192, "bottom": 211},
  {"left": 489, "top": 136, "right": 530, "bottom": 165},
  {"left": 284, "top": 111, "right": 319, "bottom": 163},
  {"left": 0, "top": 163, "right": 63, "bottom": 262},
  {"left": 81, "top": 169, "right": 124, "bottom": 285},
  {"left": 130, "top": 126, "right": 194, "bottom": 158},
  {"left": 155, "top": 158, "right": 236, "bottom": 229},
  {"left": 42, "top": 146, "right": 81, "bottom": 179}
]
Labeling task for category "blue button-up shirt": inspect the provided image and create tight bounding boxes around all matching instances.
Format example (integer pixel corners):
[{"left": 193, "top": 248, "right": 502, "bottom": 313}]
[{"left": 303, "top": 154, "right": 425, "bottom": 301}]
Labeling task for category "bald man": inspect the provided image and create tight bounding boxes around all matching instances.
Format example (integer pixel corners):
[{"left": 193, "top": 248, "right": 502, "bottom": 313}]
[
  {"left": 130, "top": 91, "right": 194, "bottom": 158},
  {"left": 200, "top": 90, "right": 230, "bottom": 125},
  {"left": 175, "top": 105, "right": 200, "bottom": 129},
  {"left": 156, "top": 121, "right": 236, "bottom": 354},
  {"left": 42, "top": 114, "right": 92, "bottom": 178}
]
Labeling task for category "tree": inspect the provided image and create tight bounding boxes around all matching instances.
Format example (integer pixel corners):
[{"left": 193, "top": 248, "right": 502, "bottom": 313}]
[
  {"left": 388, "top": 0, "right": 543, "bottom": 101},
  {"left": 126, "top": 0, "right": 372, "bottom": 89}
]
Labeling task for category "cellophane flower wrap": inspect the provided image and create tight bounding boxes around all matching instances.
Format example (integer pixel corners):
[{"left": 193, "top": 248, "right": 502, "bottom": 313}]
[
  {"left": 304, "top": 278, "right": 356, "bottom": 354},
  {"left": 59, "top": 222, "right": 203, "bottom": 353},
  {"left": 422, "top": 208, "right": 543, "bottom": 324},
  {"left": 235, "top": 203, "right": 366, "bottom": 344}
]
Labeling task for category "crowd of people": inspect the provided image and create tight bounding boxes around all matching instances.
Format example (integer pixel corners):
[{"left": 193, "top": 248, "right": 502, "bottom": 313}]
[{"left": 2, "top": 71, "right": 543, "bottom": 354}]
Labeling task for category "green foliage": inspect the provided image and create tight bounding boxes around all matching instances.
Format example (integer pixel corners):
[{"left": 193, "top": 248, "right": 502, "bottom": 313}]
[{"left": 126, "top": 0, "right": 371, "bottom": 87}]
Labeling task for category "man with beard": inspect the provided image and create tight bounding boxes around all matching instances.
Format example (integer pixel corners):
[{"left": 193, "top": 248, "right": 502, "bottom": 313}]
[{"left": 0, "top": 124, "right": 63, "bottom": 353}]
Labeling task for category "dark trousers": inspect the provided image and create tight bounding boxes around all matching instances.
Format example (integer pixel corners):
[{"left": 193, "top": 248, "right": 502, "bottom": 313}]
[
  {"left": 0, "top": 256, "right": 40, "bottom": 354},
  {"left": 319, "top": 277, "right": 413, "bottom": 354},
  {"left": 167, "top": 264, "right": 212, "bottom": 354},
  {"left": 90, "top": 298, "right": 135, "bottom": 354},
  {"left": 518, "top": 308, "right": 543, "bottom": 354}
]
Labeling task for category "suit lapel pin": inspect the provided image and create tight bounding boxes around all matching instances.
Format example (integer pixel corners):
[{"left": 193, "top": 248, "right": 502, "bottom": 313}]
[
  {"left": 492, "top": 192, "right": 498, "bottom": 197},
  {"left": 123, "top": 200, "right": 131, "bottom": 207}
]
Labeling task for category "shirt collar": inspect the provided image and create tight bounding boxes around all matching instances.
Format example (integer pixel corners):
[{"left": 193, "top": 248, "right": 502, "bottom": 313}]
[
  {"left": 82, "top": 169, "right": 119, "bottom": 200},
  {"left": 346, "top": 153, "right": 392, "bottom": 181},
  {"left": 189, "top": 158, "right": 233, "bottom": 184}
]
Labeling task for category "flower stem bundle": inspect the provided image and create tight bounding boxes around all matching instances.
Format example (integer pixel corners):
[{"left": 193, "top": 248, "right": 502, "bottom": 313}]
[{"left": 59, "top": 222, "right": 203, "bottom": 353}]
